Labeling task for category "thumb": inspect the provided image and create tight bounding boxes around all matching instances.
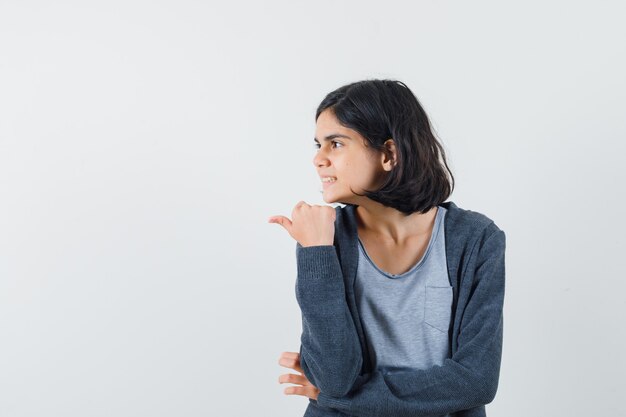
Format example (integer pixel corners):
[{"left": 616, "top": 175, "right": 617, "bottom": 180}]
[{"left": 268, "top": 215, "right": 293, "bottom": 233}]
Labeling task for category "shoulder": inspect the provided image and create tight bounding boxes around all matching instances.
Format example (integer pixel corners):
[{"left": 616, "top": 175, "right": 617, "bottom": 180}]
[
  {"left": 439, "top": 201, "right": 506, "bottom": 264},
  {"left": 440, "top": 200, "right": 505, "bottom": 239},
  {"left": 440, "top": 203, "right": 506, "bottom": 287}
]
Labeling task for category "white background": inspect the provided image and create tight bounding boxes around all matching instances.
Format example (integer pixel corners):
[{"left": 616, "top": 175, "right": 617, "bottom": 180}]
[{"left": 1, "top": 1, "right": 625, "bottom": 416}]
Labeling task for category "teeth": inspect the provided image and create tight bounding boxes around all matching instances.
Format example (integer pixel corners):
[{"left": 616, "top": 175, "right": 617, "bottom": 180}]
[{"left": 322, "top": 177, "right": 337, "bottom": 182}]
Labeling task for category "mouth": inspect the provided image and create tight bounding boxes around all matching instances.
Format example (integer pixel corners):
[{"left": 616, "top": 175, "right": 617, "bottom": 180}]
[{"left": 321, "top": 177, "right": 337, "bottom": 188}]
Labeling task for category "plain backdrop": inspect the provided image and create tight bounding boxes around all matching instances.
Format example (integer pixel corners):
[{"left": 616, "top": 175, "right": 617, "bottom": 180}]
[{"left": 1, "top": 1, "right": 625, "bottom": 416}]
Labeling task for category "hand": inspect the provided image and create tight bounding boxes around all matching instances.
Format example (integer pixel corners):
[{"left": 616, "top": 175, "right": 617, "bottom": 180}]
[
  {"left": 278, "top": 351, "right": 320, "bottom": 401},
  {"left": 268, "top": 201, "right": 336, "bottom": 247}
]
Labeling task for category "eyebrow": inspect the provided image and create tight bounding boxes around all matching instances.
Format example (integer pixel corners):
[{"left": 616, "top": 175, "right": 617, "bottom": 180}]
[{"left": 313, "top": 134, "right": 353, "bottom": 143}]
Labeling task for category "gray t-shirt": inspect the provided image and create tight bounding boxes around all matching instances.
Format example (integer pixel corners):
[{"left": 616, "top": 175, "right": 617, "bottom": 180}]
[{"left": 354, "top": 205, "right": 452, "bottom": 416}]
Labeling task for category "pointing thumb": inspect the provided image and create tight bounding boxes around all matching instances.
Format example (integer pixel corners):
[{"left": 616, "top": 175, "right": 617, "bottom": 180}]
[{"left": 268, "top": 215, "right": 292, "bottom": 233}]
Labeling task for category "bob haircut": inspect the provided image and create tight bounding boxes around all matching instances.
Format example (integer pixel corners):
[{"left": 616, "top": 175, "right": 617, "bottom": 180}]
[{"left": 315, "top": 79, "right": 455, "bottom": 215}]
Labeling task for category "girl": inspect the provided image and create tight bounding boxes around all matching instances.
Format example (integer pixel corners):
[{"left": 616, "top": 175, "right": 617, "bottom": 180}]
[{"left": 269, "top": 79, "right": 506, "bottom": 417}]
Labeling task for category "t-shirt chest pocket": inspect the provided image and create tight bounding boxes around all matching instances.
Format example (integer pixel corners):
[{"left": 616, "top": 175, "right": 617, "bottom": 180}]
[{"left": 424, "top": 285, "right": 453, "bottom": 333}]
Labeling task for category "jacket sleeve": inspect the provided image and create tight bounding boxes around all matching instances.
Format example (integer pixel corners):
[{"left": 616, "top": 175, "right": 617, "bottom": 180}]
[
  {"left": 295, "top": 242, "right": 363, "bottom": 398},
  {"left": 314, "top": 228, "right": 507, "bottom": 417}
]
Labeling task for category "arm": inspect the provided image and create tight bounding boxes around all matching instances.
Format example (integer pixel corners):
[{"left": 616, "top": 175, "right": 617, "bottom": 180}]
[
  {"left": 315, "top": 228, "right": 507, "bottom": 417},
  {"left": 295, "top": 242, "right": 363, "bottom": 398}
]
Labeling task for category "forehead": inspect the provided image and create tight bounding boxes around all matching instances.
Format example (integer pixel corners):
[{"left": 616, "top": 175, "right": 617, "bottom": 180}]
[
  {"left": 316, "top": 109, "right": 346, "bottom": 130},
  {"left": 315, "top": 110, "right": 361, "bottom": 142}
]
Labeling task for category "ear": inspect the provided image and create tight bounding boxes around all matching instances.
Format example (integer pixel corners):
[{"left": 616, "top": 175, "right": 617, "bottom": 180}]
[{"left": 380, "top": 139, "right": 397, "bottom": 171}]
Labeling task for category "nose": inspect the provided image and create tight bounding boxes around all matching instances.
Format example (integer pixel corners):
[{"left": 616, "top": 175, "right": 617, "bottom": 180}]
[{"left": 313, "top": 148, "right": 330, "bottom": 168}]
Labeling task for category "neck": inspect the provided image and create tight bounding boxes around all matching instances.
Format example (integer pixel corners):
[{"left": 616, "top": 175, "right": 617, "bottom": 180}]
[{"left": 355, "top": 202, "right": 438, "bottom": 245}]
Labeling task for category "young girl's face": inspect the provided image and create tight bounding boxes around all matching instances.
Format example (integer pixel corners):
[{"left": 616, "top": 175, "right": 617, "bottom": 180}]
[{"left": 313, "top": 109, "right": 389, "bottom": 205}]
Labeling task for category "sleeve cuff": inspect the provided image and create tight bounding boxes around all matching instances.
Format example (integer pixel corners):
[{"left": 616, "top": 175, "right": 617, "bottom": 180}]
[
  {"left": 316, "top": 391, "right": 352, "bottom": 410},
  {"left": 296, "top": 245, "right": 340, "bottom": 279}
]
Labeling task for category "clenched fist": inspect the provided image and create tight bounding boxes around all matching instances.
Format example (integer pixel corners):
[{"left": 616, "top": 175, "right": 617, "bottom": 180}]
[{"left": 268, "top": 201, "right": 336, "bottom": 247}]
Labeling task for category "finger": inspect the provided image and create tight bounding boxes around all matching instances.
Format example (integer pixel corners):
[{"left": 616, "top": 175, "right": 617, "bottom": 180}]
[
  {"left": 283, "top": 384, "right": 318, "bottom": 399},
  {"left": 293, "top": 200, "right": 309, "bottom": 214},
  {"left": 268, "top": 215, "right": 292, "bottom": 232},
  {"left": 278, "top": 352, "right": 304, "bottom": 374},
  {"left": 278, "top": 372, "right": 310, "bottom": 386},
  {"left": 295, "top": 200, "right": 308, "bottom": 209},
  {"left": 278, "top": 355, "right": 304, "bottom": 374},
  {"left": 278, "top": 352, "right": 303, "bottom": 373}
]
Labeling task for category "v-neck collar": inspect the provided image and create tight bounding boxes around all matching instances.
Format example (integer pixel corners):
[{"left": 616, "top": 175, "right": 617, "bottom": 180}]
[
  {"left": 337, "top": 202, "right": 456, "bottom": 289},
  {"left": 355, "top": 207, "right": 444, "bottom": 279}
]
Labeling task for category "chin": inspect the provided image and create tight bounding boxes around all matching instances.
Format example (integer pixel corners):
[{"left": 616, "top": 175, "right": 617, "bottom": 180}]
[
  {"left": 324, "top": 193, "right": 353, "bottom": 206},
  {"left": 321, "top": 192, "right": 339, "bottom": 204}
]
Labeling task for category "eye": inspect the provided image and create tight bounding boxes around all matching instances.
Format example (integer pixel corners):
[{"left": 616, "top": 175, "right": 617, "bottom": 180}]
[{"left": 314, "top": 141, "right": 343, "bottom": 150}]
